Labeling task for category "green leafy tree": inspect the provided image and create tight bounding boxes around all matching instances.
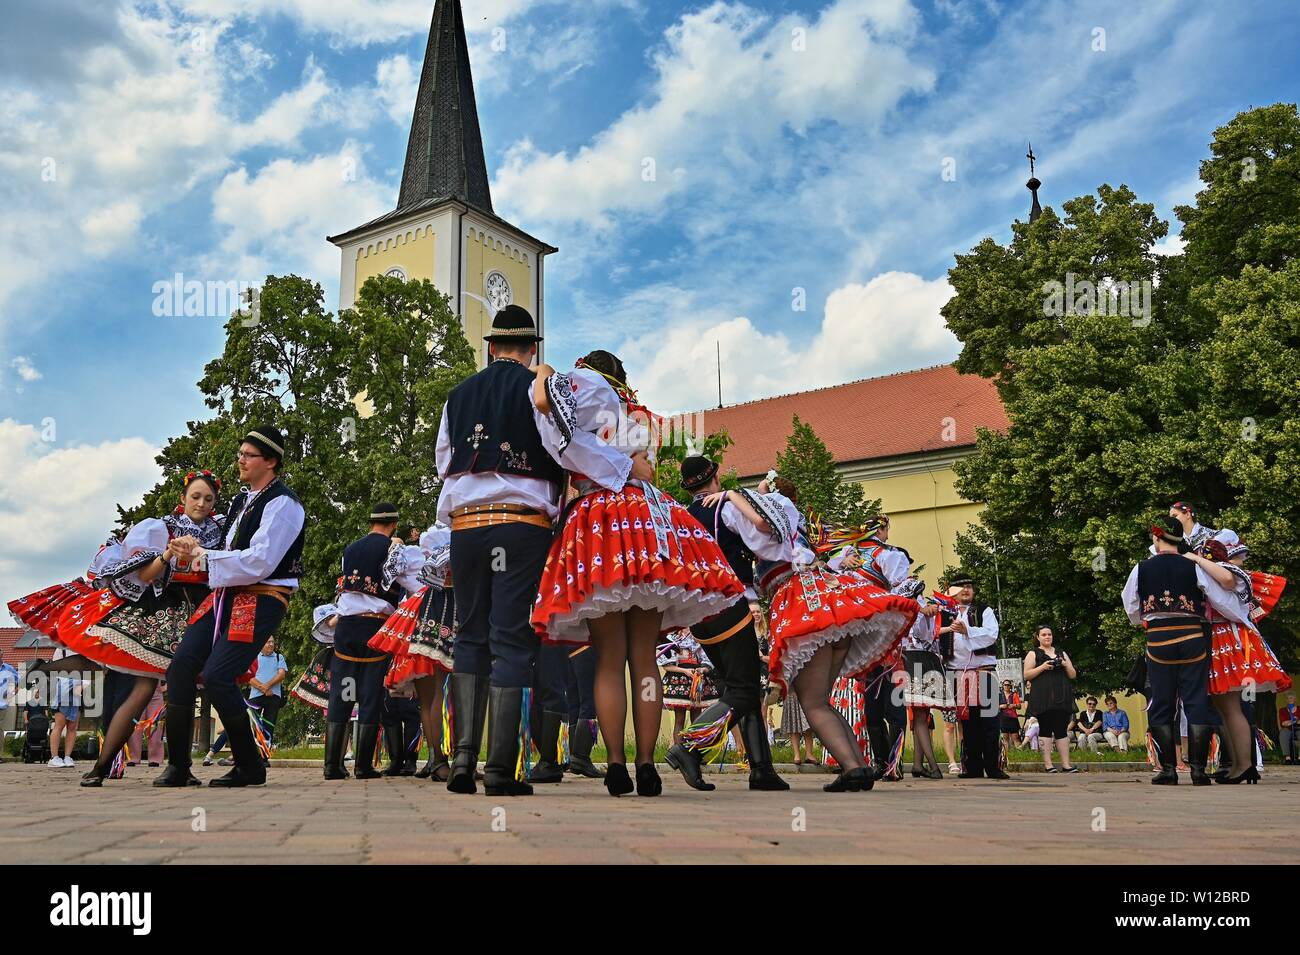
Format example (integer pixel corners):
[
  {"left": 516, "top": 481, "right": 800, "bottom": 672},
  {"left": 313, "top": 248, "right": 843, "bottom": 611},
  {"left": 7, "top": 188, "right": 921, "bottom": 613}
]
[
  {"left": 775, "top": 416, "right": 880, "bottom": 529},
  {"left": 655, "top": 426, "right": 739, "bottom": 505},
  {"left": 943, "top": 104, "right": 1300, "bottom": 688}
]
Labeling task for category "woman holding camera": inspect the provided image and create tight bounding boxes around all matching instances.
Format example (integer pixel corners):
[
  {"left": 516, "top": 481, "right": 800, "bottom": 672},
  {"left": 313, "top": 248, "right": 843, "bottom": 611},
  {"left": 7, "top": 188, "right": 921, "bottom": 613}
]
[{"left": 1023, "top": 625, "right": 1079, "bottom": 773}]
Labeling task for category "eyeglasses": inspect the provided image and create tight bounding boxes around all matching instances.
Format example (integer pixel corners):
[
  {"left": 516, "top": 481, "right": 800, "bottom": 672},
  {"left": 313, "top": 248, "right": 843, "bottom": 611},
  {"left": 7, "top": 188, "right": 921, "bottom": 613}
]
[{"left": 236, "top": 451, "right": 265, "bottom": 461}]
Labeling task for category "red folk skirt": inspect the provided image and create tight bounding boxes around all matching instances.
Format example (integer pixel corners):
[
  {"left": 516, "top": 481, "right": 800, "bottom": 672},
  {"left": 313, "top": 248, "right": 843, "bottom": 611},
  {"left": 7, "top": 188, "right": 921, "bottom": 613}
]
[
  {"left": 369, "top": 585, "right": 456, "bottom": 691},
  {"left": 1209, "top": 620, "right": 1292, "bottom": 695},
  {"left": 7, "top": 579, "right": 95, "bottom": 640},
  {"left": 766, "top": 564, "right": 918, "bottom": 691},
  {"left": 532, "top": 484, "right": 744, "bottom": 644}
]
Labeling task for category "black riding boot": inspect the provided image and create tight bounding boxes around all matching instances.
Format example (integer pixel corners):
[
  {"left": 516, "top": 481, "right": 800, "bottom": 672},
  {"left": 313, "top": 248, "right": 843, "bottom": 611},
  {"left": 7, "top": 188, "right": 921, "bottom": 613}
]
[
  {"left": 324, "top": 722, "right": 350, "bottom": 779},
  {"left": 1150, "top": 724, "right": 1178, "bottom": 785},
  {"left": 210, "top": 708, "right": 267, "bottom": 787},
  {"left": 568, "top": 719, "right": 604, "bottom": 778},
  {"left": 665, "top": 701, "right": 732, "bottom": 792},
  {"left": 447, "top": 673, "right": 489, "bottom": 794},
  {"left": 867, "top": 724, "right": 890, "bottom": 780},
  {"left": 353, "top": 723, "right": 383, "bottom": 780},
  {"left": 381, "top": 722, "right": 406, "bottom": 777},
  {"left": 740, "top": 713, "right": 789, "bottom": 791},
  {"left": 1187, "top": 723, "right": 1214, "bottom": 786},
  {"left": 484, "top": 686, "right": 533, "bottom": 796},
  {"left": 153, "top": 703, "right": 202, "bottom": 787},
  {"left": 527, "top": 711, "right": 565, "bottom": 784}
]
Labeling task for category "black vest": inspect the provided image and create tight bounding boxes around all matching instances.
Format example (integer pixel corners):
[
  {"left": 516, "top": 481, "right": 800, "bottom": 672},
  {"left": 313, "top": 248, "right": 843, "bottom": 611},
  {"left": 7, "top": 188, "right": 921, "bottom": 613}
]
[
  {"left": 1136, "top": 553, "right": 1205, "bottom": 619},
  {"left": 224, "top": 480, "right": 305, "bottom": 579},
  {"left": 688, "top": 498, "right": 755, "bottom": 587},
  {"left": 339, "top": 532, "right": 401, "bottom": 606},
  {"left": 444, "top": 360, "right": 564, "bottom": 486}
]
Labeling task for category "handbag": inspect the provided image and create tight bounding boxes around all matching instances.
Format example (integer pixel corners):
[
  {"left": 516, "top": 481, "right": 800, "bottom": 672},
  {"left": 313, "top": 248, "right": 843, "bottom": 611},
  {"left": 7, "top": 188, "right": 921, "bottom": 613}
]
[{"left": 1123, "top": 652, "right": 1148, "bottom": 693}]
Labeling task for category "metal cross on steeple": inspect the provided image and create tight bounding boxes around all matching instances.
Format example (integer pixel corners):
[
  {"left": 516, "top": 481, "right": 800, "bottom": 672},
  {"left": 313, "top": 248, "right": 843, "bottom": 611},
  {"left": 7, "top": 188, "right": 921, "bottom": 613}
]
[{"left": 1027, "top": 142, "right": 1037, "bottom": 178}]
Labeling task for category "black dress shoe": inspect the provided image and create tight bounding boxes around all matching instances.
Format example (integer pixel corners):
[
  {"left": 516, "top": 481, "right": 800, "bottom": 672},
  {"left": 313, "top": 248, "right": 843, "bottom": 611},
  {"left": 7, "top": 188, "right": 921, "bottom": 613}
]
[
  {"left": 665, "top": 743, "right": 715, "bottom": 791},
  {"left": 153, "top": 764, "right": 203, "bottom": 788},
  {"left": 823, "top": 767, "right": 874, "bottom": 792},
  {"left": 208, "top": 765, "right": 266, "bottom": 788},
  {"left": 957, "top": 770, "right": 984, "bottom": 779},
  {"left": 986, "top": 769, "right": 1011, "bottom": 780},
  {"left": 604, "top": 763, "right": 634, "bottom": 796},
  {"left": 1215, "top": 766, "right": 1260, "bottom": 785},
  {"left": 635, "top": 763, "right": 662, "bottom": 796},
  {"left": 80, "top": 764, "right": 111, "bottom": 788}
]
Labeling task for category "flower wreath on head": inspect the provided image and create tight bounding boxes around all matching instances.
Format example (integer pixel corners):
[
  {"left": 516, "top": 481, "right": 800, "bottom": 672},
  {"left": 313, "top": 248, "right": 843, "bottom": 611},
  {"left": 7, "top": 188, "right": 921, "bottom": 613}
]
[{"left": 574, "top": 357, "right": 663, "bottom": 452}]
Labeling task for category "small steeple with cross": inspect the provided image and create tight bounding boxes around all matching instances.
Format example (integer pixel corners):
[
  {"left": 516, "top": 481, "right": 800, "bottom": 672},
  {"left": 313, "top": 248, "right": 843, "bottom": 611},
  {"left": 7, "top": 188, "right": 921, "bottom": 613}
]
[{"left": 1026, "top": 141, "right": 1043, "bottom": 223}]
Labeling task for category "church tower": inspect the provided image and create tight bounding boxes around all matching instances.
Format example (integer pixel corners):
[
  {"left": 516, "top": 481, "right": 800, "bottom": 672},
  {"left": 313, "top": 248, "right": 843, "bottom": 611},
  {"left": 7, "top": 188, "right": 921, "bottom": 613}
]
[{"left": 327, "top": 0, "right": 556, "bottom": 367}]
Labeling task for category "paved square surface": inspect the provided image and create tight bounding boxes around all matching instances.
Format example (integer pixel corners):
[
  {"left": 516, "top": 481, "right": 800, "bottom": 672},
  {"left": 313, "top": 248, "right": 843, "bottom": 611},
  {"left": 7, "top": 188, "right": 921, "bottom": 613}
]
[{"left": 1, "top": 764, "right": 1294, "bottom": 864}]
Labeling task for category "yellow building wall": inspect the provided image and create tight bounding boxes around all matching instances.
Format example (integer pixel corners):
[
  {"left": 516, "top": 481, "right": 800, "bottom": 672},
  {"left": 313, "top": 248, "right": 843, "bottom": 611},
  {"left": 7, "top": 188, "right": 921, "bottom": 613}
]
[
  {"left": 463, "top": 229, "right": 533, "bottom": 364},
  {"left": 352, "top": 225, "right": 436, "bottom": 300},
  {"left": 857, "top": 464, "right": 979, "bottom": 594}
]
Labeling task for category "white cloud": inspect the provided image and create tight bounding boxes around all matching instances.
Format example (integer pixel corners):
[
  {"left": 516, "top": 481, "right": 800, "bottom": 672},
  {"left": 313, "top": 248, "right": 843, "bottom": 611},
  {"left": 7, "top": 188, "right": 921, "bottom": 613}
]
[
  {"left": 1153, "top": 233, "right": 1186, "bottom": 257},
  {"left": 493, "top": 0, "right": 935, "bottom": 230},
  {"left": 0, "top": 419, "right": 161, "bottom": 615},
  {"left": 9, "top": 356, "right": 42, "bottom": 383},
  {"left": 375, "top": 54, "right": 418, "bottom": 125},
  {"left": 608, "top": 271, "right": 957, "bottom": 413},
  {"left": 206, "top": 145, "right": 392, "bottom": 292}
]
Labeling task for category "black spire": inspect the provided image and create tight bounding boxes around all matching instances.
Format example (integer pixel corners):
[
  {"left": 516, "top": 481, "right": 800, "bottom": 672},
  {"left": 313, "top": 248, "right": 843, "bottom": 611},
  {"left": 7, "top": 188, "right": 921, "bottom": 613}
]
[
  {"left": 397, "top": 0, "right": 493, "bottom": 213},
  {"left": 1026, "top": 142, "right": 1042, "bottom": 223}
]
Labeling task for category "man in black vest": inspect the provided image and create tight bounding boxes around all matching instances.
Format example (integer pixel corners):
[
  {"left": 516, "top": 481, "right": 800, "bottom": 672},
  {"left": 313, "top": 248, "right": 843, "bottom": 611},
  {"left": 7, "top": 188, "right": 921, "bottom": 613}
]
[
  {"left": 325, "top": 503, "right": 406, "bottom": 781},
  {"left": 435, "top": 305, "right": 649, "bottom": 797},
  {"left": 1122, "top": 515, "right": 1235, "bottom": 785},
  {"left": 665, "top": 456, "right": 789, "bottom": 792},
  {"left": 157, "top": 426, "right": 306, "bottom": 788},
  {"left": 945, "top": 573, "right": 1007, "bottom": 780}
]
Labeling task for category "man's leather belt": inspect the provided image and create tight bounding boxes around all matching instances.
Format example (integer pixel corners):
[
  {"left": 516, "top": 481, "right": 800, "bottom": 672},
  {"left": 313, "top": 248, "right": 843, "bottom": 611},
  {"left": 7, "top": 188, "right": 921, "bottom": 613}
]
[
  {"left": 450, "top": 504, "right": 551, "bottom": 531},
  {"left": 237, "top": 584, "right": 293, "bottom": 610}
]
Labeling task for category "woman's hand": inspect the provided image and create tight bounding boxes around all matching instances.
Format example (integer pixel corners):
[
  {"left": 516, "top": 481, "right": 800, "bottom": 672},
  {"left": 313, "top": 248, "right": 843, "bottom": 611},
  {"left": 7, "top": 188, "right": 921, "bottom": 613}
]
[
  {"left": 919, "top": 604, "right": 941, "bottom": 617},
  {"left": 701, "top": 491, "right": 728, "bottom": 508},
  {"left": 628, "top": 451, "right": 655, "bottom": 483}
]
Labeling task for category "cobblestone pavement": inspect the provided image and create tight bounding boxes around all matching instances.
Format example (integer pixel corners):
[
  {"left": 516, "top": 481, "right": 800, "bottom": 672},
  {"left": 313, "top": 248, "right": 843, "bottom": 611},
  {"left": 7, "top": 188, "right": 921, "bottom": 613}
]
[{"left": 1, "top": 764, "right": 1294, "bottom": 864}]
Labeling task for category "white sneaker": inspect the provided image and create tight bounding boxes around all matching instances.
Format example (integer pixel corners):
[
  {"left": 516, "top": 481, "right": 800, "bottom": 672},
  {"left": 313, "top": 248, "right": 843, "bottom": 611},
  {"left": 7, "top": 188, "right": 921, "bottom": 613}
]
[
  {"left": 60, "top": 756, "right": 74, "bottom": 767},
  {"left": 48, "top": 756, "right": 62, "bottom": 767}
]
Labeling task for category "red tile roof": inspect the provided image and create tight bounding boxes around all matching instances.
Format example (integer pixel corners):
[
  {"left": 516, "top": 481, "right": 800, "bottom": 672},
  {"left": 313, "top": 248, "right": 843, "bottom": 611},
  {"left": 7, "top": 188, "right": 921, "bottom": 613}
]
[
  {"left": 0, "top": 627, "right": 55, "bottom": 667},
  {"left": 692, "top": 364, "right": 1008, "bottom": 479}
]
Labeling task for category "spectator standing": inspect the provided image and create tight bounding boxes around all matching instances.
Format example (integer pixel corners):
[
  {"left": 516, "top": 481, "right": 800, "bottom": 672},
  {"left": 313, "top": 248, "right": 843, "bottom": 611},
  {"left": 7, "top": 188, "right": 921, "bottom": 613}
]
[
  {"left": 998, "top": 680, "right": 1022, "bottom": 750},
  {"left": 248, "top": 638, "right": 288, "bottom": 752},
  {"left": 1023, "top": 625, "right": 1078, "bottom": 773},
  {"left": 1102, "top": 696, "right": 1130, "bottom": 752},
  {"left": 1279, "top": 692, "right": 1298, "bottom": 765},
  {"left": 48, "top": 648, "right": 87, "bottom": 767},
  {"left": 0, "top": 651, "right": 18, "bottom": 734},
  {"left": 1076, "top": 697, "right": 1105, "bottom": 752}
]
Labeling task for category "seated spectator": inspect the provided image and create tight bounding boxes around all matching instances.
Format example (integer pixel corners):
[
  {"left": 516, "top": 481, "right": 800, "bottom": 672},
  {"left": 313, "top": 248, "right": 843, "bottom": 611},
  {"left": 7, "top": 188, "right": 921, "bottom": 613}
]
[
  {"left": 1279, "top": 692, "right": 1298, "bottom": 765},
  {"left": 1021, "top": 715, "right": 1040, "bottom": 751},
  {"left": 1101, "top": 695, "right": 1130, "bottom": 751},
  {"left": 1075, "top": 698, "right": 1104, "bottom": 752}
]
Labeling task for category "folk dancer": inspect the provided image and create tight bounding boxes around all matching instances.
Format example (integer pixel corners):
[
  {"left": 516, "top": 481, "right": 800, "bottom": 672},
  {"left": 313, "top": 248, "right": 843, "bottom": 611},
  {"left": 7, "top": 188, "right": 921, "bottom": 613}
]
[
  {"left": 156, "top": 427, "right": 305, "bottom": 788},
  {"left": 438, "top": 310, "right": 640, "bottom": 797},
  {"left": 1120, "top": 515, "right": 1253, "bottom": 786}
]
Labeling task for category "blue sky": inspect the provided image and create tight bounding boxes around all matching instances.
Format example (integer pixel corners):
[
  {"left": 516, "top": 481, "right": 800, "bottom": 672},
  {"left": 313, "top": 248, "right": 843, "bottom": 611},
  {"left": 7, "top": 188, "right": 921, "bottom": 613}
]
[{"left": 2, "top": 0, "right": 1299, "bottom": 602}]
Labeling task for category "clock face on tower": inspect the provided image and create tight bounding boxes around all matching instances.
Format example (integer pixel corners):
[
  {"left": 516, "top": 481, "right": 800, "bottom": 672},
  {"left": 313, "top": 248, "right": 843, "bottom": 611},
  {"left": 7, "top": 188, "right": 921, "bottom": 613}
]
[{"left": 484, "top": 271, "right": 512, "bottom": 311}]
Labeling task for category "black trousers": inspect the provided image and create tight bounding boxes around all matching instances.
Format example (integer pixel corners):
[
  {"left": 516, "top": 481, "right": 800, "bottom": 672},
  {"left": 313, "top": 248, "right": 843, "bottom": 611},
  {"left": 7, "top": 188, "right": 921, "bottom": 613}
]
[
  {"left": 450, "top": 523, "right": 551, "bottom": 688},
  {"left": 862, "top": 666, "right": 905, "bottom": 758},
  {"left": 537, "top": 642, "right": 571, "bottom": 713},
  {"left": 565, "top": 646, "right": 597, "bottom": 722},
  {"left": 689, "top": 599, "right": 762, "bottom": 718},
  {"left": 1147, "top": 632, "right": 1214, "bottom": 725},
  {"left": 328, "top": 616, "right": 389, "bottom": 723},
  {"left": 168, "top": 593, "right": 288, "bottom": 758},
  {"left": 955, "top": 669, "right": 1000, "bottom": 777}
]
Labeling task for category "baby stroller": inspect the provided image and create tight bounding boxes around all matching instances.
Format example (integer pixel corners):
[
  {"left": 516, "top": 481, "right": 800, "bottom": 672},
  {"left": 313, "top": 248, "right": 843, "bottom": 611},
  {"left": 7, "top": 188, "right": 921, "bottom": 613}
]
[{"left": 23, "top": 709, "right": 52, "bottom": 764}]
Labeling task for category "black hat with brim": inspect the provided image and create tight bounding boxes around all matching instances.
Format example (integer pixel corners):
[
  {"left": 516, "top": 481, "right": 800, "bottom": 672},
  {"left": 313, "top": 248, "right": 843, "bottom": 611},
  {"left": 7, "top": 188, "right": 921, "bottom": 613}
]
[
  {"left": 244, "top": 426, "right": 285, "bottom": 461},
  {"left": 484, "top": 304, "right": 542, "bottom": 342},
  {"left": 680, "top": 456, "right": 719, "bottom": 492}
]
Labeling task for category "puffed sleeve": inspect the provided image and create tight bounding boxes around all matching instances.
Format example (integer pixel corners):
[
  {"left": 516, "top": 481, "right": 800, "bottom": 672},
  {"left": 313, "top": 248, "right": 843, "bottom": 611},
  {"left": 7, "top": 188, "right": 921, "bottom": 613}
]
[
  {"left": 382, "top": 539, "right": 428, "bottom": 595},
  {"left": 96, "top": 518, "right": 171, "bottom": 601},
  {"left": 1121, "top": 565, "right": 1142, "bottom": 625},
  {"left": 418, "top": 523, "right": 454, "bottom": 588},
  {"left": 533, "top": 368, "right": 633, "bottom": 491}
]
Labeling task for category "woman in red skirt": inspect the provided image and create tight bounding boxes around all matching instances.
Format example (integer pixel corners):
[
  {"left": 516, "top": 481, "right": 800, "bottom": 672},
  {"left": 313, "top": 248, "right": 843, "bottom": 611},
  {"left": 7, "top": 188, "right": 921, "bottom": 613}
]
[
  {"left": 755, "top": 479, "right": 922, "bottom": 792},
  {"left": 32, "top": 472, "right": 225, "bottom": 786},
  {"left": 1187, "top": 539, "right": 1290, "bottom": 784},
  {"left": 368, "top": 523, "right": 456, "bottom": 780},
  {"left": 531, "top": 350, "right": 744, "bottom": 797}
]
